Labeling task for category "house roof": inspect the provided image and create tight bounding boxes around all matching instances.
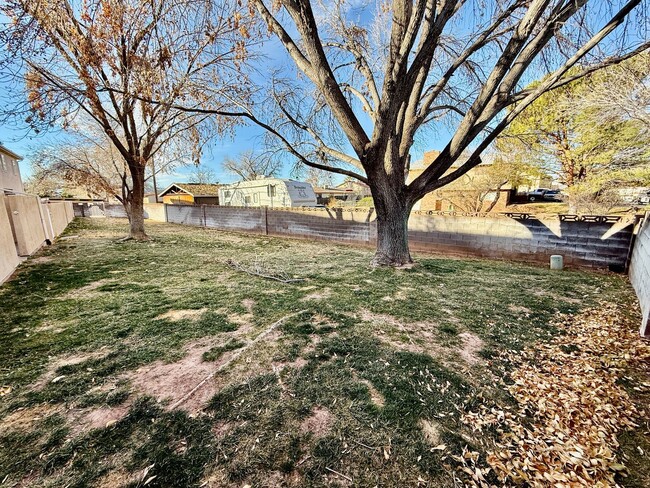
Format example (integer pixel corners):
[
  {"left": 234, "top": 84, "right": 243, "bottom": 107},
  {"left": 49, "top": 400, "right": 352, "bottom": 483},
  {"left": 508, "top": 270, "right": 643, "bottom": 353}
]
[
  {"left": 314, "top": 187, "right": 356, "bottom": 195},
  {"left": 159, "top": 182, "right": 222, "bottom": 197},
  {"left": 0, "top": 144, "right": 23, "bottom": 160}
]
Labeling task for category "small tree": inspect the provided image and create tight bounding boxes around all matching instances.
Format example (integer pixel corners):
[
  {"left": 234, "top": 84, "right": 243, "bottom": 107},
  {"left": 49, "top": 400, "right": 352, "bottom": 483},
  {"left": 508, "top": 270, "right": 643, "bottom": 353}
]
[{"left": 1, "top": 0, "right": 251, "bottom": 239}]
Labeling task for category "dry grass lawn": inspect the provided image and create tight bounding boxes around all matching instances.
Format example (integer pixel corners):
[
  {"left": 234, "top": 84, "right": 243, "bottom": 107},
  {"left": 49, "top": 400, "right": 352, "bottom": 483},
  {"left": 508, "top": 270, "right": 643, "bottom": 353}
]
[{"left": 0, "top": 218, "right": 648, "bottom": 487}]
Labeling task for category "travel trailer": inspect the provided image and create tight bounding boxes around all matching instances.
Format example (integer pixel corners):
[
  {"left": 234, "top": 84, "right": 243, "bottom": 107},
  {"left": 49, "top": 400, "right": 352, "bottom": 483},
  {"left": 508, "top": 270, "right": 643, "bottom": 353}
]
[{"left": 218, "top": 177, "right": 317, "bottom": 207}]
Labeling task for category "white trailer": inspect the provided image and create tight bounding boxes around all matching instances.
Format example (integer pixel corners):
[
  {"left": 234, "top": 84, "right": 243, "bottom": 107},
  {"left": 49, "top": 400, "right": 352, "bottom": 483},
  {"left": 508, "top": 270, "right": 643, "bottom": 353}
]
[{"left": 218, "top": 177, "right": 318, "bottom": 207}]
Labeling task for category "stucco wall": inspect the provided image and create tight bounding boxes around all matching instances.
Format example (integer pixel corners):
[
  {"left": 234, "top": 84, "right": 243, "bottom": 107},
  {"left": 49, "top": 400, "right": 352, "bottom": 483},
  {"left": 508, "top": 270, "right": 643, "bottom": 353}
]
[
  {"left": 629, "top": 214, "right": 650, "bottom": 336},
  {"left": 47, "top": 202, "right": 72, "bottom": 237},
  {"left": 0, "top": 195, "right": 20, "bottom": 282},
  {"left": 143, "top": 203, "right": 167, "bottom": 222},
  {"left": 3, "top": 195, "right": 47, "bottom": 256}
]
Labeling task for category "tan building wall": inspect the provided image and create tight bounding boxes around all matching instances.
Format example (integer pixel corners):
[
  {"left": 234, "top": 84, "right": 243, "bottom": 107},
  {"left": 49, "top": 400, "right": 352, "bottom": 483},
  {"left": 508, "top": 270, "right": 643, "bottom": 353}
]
[
  {"left": 0, "top": 195, "right": 20, "bottom": 282},
  {"left": 4, "top": 195, "right": 47, "bottom": 256},
  {"left": 143, "top": 203, "right": 166, "bottom": 222},
  {"left": 0, "top": 146, "right": 24, "bottom": 193},
  {"left": 162, "top": 193, "right": 194, "bottom": 205}
]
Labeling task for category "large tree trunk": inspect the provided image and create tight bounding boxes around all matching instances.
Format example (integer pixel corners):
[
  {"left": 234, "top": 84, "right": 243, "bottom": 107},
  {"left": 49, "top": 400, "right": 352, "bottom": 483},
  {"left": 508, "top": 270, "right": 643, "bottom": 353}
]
[
  {"left": 371, "top": 187, "right": 413, "bottom": 267},
  {"left": 125, "top": 164, "right": 148, "bottom": 240}
]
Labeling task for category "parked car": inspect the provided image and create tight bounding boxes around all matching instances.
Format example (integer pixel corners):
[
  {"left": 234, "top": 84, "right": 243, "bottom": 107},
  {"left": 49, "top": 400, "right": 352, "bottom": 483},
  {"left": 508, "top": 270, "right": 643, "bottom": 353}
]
[
  {"left": 543, "top": 189, "right": 563, "bottom": 201},
  {"left": 526, "top": 188, "right": 563, "bottom": 202}
]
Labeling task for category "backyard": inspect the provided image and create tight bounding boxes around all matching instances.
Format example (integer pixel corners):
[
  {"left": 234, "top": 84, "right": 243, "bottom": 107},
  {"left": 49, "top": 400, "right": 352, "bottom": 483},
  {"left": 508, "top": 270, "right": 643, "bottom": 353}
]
[{"left": 0, "top": 218, "right": 648, "bottom": 487}]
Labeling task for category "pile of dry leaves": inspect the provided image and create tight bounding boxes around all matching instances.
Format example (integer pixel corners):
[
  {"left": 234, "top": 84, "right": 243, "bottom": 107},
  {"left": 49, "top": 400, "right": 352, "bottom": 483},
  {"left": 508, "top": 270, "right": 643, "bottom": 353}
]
[{"left": 462, "top": 302, "right": 650, "bottom": 487}]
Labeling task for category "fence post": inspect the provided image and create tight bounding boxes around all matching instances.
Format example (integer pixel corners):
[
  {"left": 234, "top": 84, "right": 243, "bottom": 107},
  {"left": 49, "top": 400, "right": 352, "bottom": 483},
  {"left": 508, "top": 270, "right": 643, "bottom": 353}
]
[
  {"left": 263, "top": 206, "right": 269, "bottom": 235},
  {"left": 163, "top": 203, "right": 168, "bottom": 223}
]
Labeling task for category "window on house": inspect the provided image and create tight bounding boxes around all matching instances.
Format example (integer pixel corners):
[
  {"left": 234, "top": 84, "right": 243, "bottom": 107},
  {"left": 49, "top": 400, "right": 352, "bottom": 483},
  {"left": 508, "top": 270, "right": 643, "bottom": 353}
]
[
  {"left": 224, "top": 190, "right": 231, "bottom": 198},
  {"left": 244, "top": 195, "right": 252, "bottom": 205},
  {"left": 0, "top": 155, "right": 6, "bottom": 172},
  {"left": 253, "top": 193, "right": 258, "bottom": 203},
  {"left": 12, "top": 160, "right": 17, "bottom": 175},
  {"left": 267, "top": 185, "right": 276, "bottom": 197}
]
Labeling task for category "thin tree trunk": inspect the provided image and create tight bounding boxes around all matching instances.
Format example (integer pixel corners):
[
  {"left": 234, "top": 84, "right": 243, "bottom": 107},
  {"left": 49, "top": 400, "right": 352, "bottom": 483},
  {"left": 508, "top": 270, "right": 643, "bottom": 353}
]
[{"left": 126, "top": 164, "right": 148, "bottom": 240}]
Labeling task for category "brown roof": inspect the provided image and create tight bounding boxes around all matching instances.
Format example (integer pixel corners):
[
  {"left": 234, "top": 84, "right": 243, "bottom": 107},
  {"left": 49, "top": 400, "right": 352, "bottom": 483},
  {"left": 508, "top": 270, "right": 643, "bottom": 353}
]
[{"left": 159, "top": 182, "right": 222, "bottom": 197}]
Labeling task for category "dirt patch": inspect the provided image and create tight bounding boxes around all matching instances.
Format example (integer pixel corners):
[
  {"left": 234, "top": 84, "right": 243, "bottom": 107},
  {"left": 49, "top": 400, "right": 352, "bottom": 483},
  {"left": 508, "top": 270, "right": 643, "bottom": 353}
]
[
  {"left": 0, "top": 404, "right": 59, "bottom": 432},
  {"left": 62, "top": 279, "right": 112, "bottom": 299},
  {"left": 419, "top": 418, "right": 441, "bottom": 445},
  {"left": 241, "top": 298, "right": 255, "bottom": 314},
  {"left": 360, "top": 379, "right": 385, "bottom": 407},
  {"left": 508, "top": 304, "right": 532, "bottom": 314},
  {"left": 125, "top": 339, "right": 224, "bottom": 413},
  {"left": 29, "top": 256, "right": 54, "bottom": 264},
  {"left": 533, "top": 289, "right": 582, "bottom": 304},
  {"left": 301, "top": 288, "right": 332, "bottom": 301},
  {"left": 361, "top": 310, "right": 449, "bottom": 358},
  {"left": 156, "top": 308, "right": 208, "bottom": 322},
  {"left": 300, "top": 406, "right": 333, "bottom": 437},
  {"left": 68, "top": 403, "right": 132, "bottom": 434},
  {"left": 272, "top": 356, "right": 308, "bottom": 371},
  {"left": 458, "top": 332, "right": 484, "bottom": 365},
  {"left": 32, "top": 349, "right": 111, "bottom": 390}
]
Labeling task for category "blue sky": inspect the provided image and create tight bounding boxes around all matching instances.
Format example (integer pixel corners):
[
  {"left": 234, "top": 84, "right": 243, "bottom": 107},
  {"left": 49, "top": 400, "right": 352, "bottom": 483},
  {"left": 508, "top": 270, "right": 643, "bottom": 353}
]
[{"left": 1, "top": 1, "right": 645, "bottom": 189}]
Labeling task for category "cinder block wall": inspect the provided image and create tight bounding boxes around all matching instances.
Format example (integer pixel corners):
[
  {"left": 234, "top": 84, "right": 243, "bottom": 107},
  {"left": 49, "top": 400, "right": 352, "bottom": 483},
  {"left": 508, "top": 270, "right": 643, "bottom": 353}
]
[
  {"left": 629, "top": 214, "right": 650, "bottom": 336},
  {"left": 0, "top": 196, "right": 20, "bottom": 282},
  {"left": 163, "top": 205, "right": 635, "bottom": 270},
  {"left": 408, "top": 213, "right": 634, "bottom": 269}
]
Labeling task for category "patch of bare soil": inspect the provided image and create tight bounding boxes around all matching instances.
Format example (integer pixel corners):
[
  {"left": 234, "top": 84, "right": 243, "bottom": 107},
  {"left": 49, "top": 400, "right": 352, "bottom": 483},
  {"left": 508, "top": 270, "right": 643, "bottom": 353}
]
[
  {"left": 155, "top": 307, "right": 208, "bottom": 322},
  {"left": 68, "top": 403, "right": 133, "bottom": 434},
  {"left": 93, "top": 454, "right": 142, "bottom": 488},
  {"left": 0, "top": 404, "right": 59, "bottom": 432},
  {"left": 360, "top": 378, "right": 385, "bottom": 407},
  {"left": 457, "top": 332, "right": 485, "bottom": 366},
  {"left": 32, "top": 349, "right": 112, "bottom": 390},
  {"left": 125, "top": 339, "right": 224, "bottom": 413},
  {"left": 300, "top": 287, "right": 332, "bottom": 301},
  {"left": 241, "top": 298, "right": 255, "bottom": 314},
  {"left": 61, "top": 279, "right": 112, "bottom": 300},
  {"left": 507, "top": 304, "right": 532, "bottom": 314},
  {"left": 418, "top": 418, "right": 441, "bottom": 445},
  {"left": 29, "top": 256, "right": 54, "bottom": 264},
  {"left": 533, "top": 289, "right": 582, "bottom": 304},
  {"left": 300, "top": 406, "right": 333, "bottom": 437},
  {"left": 361, "top": 310, "right": 448, "bottom": 357}
]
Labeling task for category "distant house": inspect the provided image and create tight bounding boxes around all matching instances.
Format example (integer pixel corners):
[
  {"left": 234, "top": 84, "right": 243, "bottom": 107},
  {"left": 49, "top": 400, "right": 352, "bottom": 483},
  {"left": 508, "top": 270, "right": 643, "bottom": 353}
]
[
  {"left": 313, "top": 187, "right": 358, "bottom": 206},
  {"left": 159, "top": 183, "right": 222, "bottom": 205},
  {"left": 0, "top": 145, "right": 24, "bottom": 194},
  {"left": 335, "top": 179, "right": 372, "bottom": 198},
  {"left": 407, "top": 150, "right": 513, "bottom": 212},
  {"left": 219, "top": 177, "right": 317, "bottom": 207}
]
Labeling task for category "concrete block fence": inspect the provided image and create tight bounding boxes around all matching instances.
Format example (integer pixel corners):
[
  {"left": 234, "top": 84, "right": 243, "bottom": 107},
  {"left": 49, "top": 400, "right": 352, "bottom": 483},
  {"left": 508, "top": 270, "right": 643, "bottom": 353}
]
[{"left": 160, "top": 204, "right": 636, "bottom": 271}]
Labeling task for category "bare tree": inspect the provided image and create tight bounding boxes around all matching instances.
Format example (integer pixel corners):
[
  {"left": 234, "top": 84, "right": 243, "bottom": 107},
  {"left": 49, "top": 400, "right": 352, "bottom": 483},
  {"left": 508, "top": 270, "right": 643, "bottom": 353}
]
[
  {"left": 190, "top": 164, "right": 218, "bottom": 184},
  {"left": 222, "top": 150, "right": 282, "bottom": 180},
  {"left": 196, "top": 0, "right": 647, "bottom": 265},
  {"left": 1, "top": 0, "right": 252, "bottom": 239}
]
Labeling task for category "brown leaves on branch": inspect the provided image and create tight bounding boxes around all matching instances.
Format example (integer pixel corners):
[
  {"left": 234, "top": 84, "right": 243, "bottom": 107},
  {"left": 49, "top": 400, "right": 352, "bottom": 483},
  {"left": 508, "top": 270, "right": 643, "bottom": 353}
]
[{"left": 461, "top": 303, "right": 649, "bottom": 487}]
